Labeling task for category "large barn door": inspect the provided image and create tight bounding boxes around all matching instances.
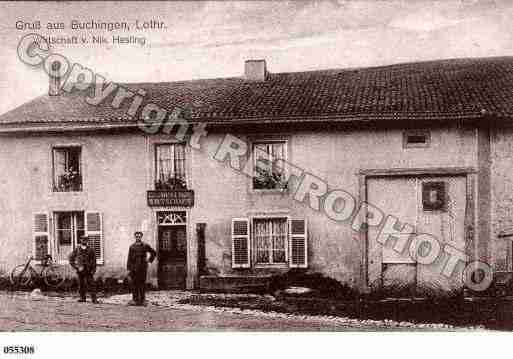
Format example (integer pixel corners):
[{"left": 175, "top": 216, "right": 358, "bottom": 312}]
[
  {"left": 367, "top": 177, "right": 417, "bottom": 295},
  {"left": 415, "top": 176, "right": 467, "bottom": 296},
  {"left": 367, "top": 175, "right": 467, "bottom": 297}
]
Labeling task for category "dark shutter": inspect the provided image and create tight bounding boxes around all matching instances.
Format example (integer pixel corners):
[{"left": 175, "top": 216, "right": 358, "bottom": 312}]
[{"left": 197, "top": 223, "right": 207, "bottom": 275}]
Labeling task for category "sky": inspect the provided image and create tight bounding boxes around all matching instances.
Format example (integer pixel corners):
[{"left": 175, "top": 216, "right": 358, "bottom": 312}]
[{"left": 0, "top": 0, "right": 513, "bottom": 114}]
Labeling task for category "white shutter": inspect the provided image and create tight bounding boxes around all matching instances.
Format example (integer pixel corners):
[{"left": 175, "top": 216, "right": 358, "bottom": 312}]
[
  {"left": 289, "top": 219, "right": 307, "bottom": 268},
  {"left": 85, "top": 211, "right": 103, "bottom": 264},
  {"left": 232, "top": 218, "right": 250, "bottom": 268},
  {"left": 33, "top": 213, "right": 50, "bottom": 261}
]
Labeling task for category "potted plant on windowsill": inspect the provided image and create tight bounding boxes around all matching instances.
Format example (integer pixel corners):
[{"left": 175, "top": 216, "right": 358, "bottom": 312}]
[
  {"left": 253, "top": 168, "right": 288, "bottom": 191},
  {"left": 155, "top": 176, "right": 187, "bottom": 191},
  {"left": 55, "top": 168, "right": 82, "bottom": 192}
]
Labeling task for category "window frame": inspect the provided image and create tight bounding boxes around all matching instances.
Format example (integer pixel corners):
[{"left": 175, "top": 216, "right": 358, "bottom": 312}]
[
  {"left": 421, "top": 181, "right": 448, "bottom": 212},
  {"left": 53, "top": 211, "right": 85, "bottom": 265},
  {"left": 251, "top": 139, "right": 288, "bottom": 192},
  {"left": 154, "top": 142, "right": 188, "bottom": 190},
  {"left": 403, "top": 130, "right": 431, "bottom": 149},
  {"left": 52, "top": 146, "right": 83, "bottom": 192},
  {"left": 251, "top": 215, "right": 290, "bottom": 267}
]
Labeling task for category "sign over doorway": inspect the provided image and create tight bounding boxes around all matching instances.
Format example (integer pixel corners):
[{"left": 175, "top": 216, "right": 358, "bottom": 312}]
[{"left": 147, "top": 190, "right": 194, "bottom": 207}]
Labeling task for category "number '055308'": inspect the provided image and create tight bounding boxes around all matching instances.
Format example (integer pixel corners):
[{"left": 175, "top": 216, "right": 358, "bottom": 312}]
[{"left": 3, "top": 346, "right": 35, "bottom": 354}]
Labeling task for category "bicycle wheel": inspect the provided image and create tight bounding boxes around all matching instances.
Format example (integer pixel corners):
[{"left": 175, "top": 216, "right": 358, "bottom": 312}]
[
  {"left": 10, "top": 265, "right": 32, "bottom": 287},
  {"left": 42, "top": 265, "right": 65, "bottom": 288}
]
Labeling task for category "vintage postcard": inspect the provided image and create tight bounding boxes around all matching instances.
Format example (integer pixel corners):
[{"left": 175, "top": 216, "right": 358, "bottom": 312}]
[{"left": 0, "top": 0, "right": 512, "bottom": 355}]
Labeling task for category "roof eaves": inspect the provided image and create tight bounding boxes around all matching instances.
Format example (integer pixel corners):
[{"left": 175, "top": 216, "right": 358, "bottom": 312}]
[
  {"left": 0, "top": 122, "right": 141, "bottom": 134},
  {"left": 0, "top": 111, "right": 491, "bottom": 134}
]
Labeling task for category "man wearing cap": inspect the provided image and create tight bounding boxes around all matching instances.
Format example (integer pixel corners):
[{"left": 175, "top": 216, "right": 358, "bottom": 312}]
[
  {"left": 127, "top": 231, "right": 156, "bottom": 306},
  {"left": 69, "top": 235, "right": 98, "bottom": 303}
]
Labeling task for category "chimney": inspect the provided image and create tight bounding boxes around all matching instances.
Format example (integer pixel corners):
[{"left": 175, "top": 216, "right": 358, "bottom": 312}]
[
  {"left": 48, "top": 60, "right": 62, "bottom": 96},
  {"left": 244, "top": 59, "right": 267, "bottom": 81}
]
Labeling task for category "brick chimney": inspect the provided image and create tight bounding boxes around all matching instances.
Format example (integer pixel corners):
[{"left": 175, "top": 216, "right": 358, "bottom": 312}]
[
  {"left": 48, "top": 60, "right": 62, "bottom": 96},
  {"left": 244, "top": 59, "right": 267, "bottom": 81}
]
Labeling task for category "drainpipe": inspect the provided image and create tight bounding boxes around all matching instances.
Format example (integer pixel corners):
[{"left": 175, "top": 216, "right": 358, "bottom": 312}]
[{"left": 476, "top": 110, "right": 492, "bottom": 265}]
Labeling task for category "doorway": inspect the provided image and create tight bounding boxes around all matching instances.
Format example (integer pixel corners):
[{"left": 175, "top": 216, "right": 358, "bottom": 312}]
[{"left": 157, "top": 211, "right": 187, "bottom": 289}]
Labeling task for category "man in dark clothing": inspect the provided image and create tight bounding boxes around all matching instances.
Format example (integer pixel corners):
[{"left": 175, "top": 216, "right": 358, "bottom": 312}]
[
  {"left": 69, "top": 235, "right": 98, "bottom": 303},
  {"left": 127, "top": 231, "right": 156, "bottom": 306}
]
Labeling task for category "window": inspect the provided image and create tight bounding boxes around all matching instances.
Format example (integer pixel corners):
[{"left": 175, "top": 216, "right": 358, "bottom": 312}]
[
  {"left": 252, "top": 141, "right": 287, "bottom": 190},
  {"left": 422, "top": 181, "right": 446, "bottom": 211},
  {"left": 254, "top": 217, "right": 288, "bottom": 264},
  {"left": 53, "top": 147, "right": 82, "bottom": 192},
  {"left": 53, "top": 211, "right": 103, "bottom": 264},
  {"left": 155, "top": 143, "right": 186, "bottom": 190},
  {"left": 231, "top": 217, "right": 307, "bottom": 268},
  {"left": 403, "top": 130, "right": 430, "bottom": 148},
  {"left": 54, "top": 211, "right": 84, "bottom": 262}
]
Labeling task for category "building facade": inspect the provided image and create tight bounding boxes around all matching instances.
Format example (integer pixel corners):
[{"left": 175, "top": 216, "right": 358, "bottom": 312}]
[{"left": 1, "top": 57, "right": 512, "bottom": 295}]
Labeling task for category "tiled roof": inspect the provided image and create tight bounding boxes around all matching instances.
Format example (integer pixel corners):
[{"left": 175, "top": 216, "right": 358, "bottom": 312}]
[{"left": 2, "top": 56, "right": 513, "bottom": 129}]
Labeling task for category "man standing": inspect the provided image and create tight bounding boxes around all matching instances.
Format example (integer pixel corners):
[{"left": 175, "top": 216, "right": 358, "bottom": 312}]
[
  {"left": 127, "top": 231, "right": 156, "bottom": 306},
  {"left": 69, "top": 235, "right": 98, "bottom": 303}
]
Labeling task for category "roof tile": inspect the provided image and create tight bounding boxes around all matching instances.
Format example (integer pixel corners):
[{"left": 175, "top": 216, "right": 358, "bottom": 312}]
[{"left": 2, "top": 56, "right": 513, "bottom": 128}]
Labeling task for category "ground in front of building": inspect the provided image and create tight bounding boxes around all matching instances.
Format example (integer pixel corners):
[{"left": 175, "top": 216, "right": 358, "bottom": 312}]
[{"left": 0, "top": 291, "right": 481, "bottom": 331}]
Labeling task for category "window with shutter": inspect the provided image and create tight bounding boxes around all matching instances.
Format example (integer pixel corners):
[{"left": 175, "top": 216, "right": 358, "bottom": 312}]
[
  {"left": 289, "top": 219, "right": 308, "bottom": 268},
  {"left": 232, "top": 218, "right": 250, "bottom": 268},
  {"left": 33, "top": 213, "right": 50, "bottom": 261},
  {"left": 54, "top": 211, "right": 85, "bottom": 263},
  {"left": 253, "top": 217, "right": 288, "bottom": 264},
  {"left": 85, "top": 211, "right": 103, "bottom": 264}
]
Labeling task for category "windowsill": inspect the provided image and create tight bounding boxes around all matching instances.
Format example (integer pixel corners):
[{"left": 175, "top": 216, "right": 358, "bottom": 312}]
[
  {"left": 51, "top": 190, "right": 84, "bottom": 196},
  {"left": 153, "top": 188, "right": 190, "bottom": 191},
  {"left": 403, "top": 143, "right": 430, "bottom": 149},
  {"left": 254, "top": 263, "right": 289, "bottom": 269},
  {"left": 251, "top": 188, "right": 289, "bottom": 195},
  {"left": 422, "top": 209, "right": 447, "bottom": 214}
]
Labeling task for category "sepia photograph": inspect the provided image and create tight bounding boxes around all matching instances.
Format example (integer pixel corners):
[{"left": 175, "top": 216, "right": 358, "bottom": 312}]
[{"left": 1, "top": 0, "right": 513, "bottom": 355}]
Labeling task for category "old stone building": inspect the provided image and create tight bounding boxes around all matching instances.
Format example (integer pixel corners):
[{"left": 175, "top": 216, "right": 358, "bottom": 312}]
[{"left": 1, "top": 56, "right": 512, "bottom": 295}]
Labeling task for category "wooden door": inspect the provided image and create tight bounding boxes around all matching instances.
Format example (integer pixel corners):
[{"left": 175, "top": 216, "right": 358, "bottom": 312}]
[
  {"left": 367, "top": 175, "right": 467, "bottom": 297},
  {"left": 158, "top": 226, "right": 187, "bottom": 289},
  {"left": 367, "top": 177, "right": 417, "bottom": 295},
  {"left": 415, "top": 176, "right": 467, "bottom": 296}
]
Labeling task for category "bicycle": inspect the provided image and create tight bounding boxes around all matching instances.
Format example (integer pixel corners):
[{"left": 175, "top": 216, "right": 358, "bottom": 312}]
[{"left": 10, "top": 255, "right": 65, "bottom": 289}]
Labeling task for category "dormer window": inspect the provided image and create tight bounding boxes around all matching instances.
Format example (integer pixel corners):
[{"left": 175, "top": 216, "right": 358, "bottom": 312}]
[
  {"left": 403, "top": 130, "right": 430, "bottom": 148},
  {"left": 53, "top": 147, "right": 82, "bottom": 192}
]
